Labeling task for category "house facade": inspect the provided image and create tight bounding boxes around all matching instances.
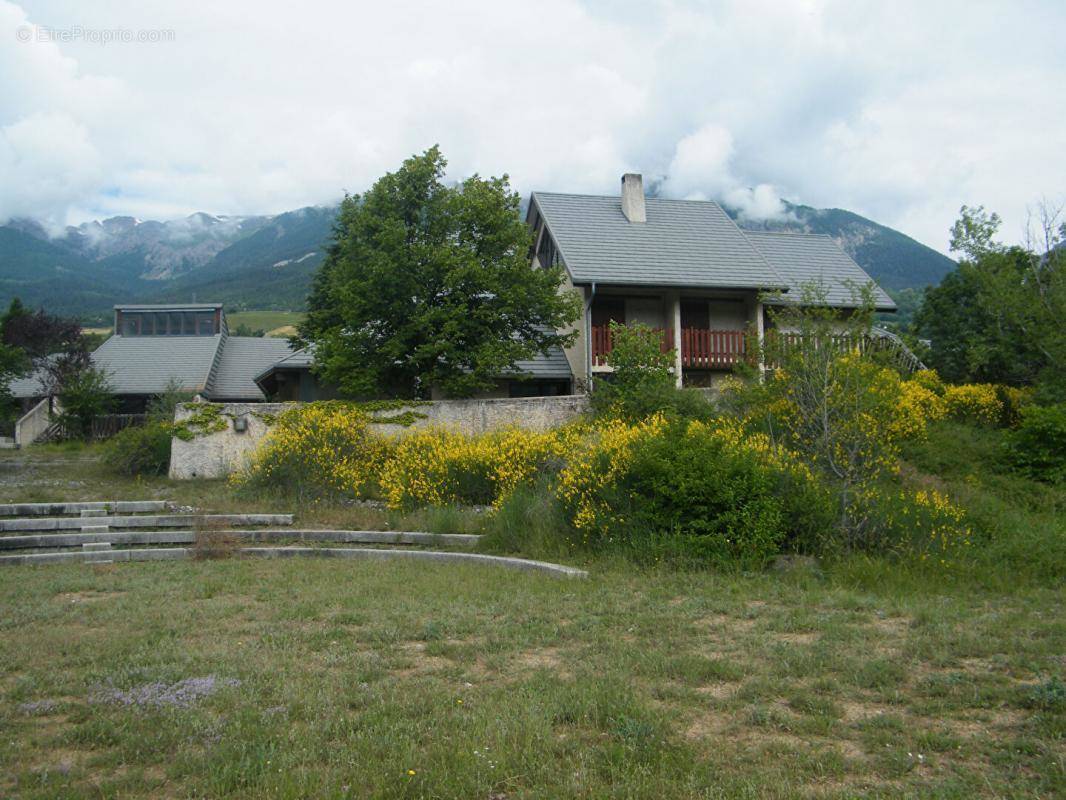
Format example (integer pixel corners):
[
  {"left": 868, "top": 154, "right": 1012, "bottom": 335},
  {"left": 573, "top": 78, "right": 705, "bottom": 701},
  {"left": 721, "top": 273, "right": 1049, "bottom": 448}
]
[{"left": 526, "top": 174, "right": 896, "bottom": 390}]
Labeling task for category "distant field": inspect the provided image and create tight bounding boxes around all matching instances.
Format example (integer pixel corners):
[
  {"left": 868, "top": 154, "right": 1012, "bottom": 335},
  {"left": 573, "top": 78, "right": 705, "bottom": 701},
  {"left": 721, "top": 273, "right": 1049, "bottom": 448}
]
[{"left": 226, "top": 311, "right": 305, "bottom": 337}]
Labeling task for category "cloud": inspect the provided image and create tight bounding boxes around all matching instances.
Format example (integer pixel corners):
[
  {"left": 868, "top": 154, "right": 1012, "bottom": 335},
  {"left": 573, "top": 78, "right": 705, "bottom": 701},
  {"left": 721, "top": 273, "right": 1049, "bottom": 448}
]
[
  {"left": 0, "top": 0, "right": 1064, "bottom": 252},
  {"left": 663, "top": 124, "right": 793, "bottom": 221},
  {"left": 0, "top": 112, "right": 103, "bottom": 231}
]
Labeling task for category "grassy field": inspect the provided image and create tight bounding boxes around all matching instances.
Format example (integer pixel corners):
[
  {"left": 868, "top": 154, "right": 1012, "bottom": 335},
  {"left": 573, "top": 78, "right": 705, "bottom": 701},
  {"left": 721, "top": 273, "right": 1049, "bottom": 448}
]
[
  {"left": 226, "top": 311, "right": 305, "bottom": 338},
  {"left": 1, "top": 429, "right": 1064, "bottom": 798}
]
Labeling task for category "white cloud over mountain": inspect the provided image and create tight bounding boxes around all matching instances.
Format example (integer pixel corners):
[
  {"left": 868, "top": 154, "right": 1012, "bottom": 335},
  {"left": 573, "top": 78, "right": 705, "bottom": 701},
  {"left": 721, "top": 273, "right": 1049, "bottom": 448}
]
[{"left": 1, "top": 0, "right": 1064, "bottom": 252}]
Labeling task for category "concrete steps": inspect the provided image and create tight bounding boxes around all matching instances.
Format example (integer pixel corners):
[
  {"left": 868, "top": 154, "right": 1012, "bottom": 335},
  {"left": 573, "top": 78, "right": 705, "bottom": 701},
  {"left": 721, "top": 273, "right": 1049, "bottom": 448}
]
[
  {"left": 0, "top": 513, "right": 293, "bottom": 532},
  {"left": 0, "top": 529, "right": 481, "bottom": 550},
  {"left": 0, "top": 545, "right": 587, "bottom": 578},
  {"left": 0, "top": 501, "right": 170, "bottom": 517},
  {"left": 0, "top": 500, "right": 586, "bottom": 578}
]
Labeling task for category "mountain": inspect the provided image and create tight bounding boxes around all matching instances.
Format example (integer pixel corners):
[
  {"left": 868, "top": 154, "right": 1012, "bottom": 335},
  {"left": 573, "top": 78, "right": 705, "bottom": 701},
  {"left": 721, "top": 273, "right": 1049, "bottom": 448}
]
[
  {"left": 0, "top": 225, "right": 130, "bottom": 318},
  {"left": 0, "top": 196, "right": 954, "bottom": 322},
  {"left": 0, "top": 207, "right": 334, "bottom": 321},
  {"left": 152, "top": 206, "right": 334, "bottom": 309},
  {"left": 730, "top": 202, "right": 957, "bottom": 293}
]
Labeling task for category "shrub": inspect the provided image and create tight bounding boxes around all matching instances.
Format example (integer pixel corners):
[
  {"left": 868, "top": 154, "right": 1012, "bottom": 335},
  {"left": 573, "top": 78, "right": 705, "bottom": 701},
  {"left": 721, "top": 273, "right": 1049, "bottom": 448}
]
[
  {"left": 1001, "top": 403, "right": 1066, "bottom": 483},
  {"left": 943, "top": 383, "right": 1002, "bottom": 425},
  {"left": 103, "top": 381, "right": 196, "bottom": 476},
  {"left": 910, "top": 369, "right": 946, "bottom": 396},
  {"left": 232, "top": 402, "right": 390, "bottom": 499},
  {"left": 994, "top": 384, "right": 1032, "bottom": 428},
  {"left": 104, "top": 421, "right": 173, "bottom": 476},
  {"left": 555, "top": 414, "right": 669, "bottom": 537},
  {"left": 617, "top": 422, "right": 787, "bottom": 568},
  {"left": 860, "top": 486, "right": 973, "bottom": 564},
  {"left": 591, "top": 321, "right": 715, "bottom": 422},
  {"left": 381, "top": 424, "right": 584, "bottom": 509},
  {"left": 555, "top": 416, "right": 827, "bottom": 567},
  {"left": 892, "top": 379, "right": 947, "bottom": 440}
]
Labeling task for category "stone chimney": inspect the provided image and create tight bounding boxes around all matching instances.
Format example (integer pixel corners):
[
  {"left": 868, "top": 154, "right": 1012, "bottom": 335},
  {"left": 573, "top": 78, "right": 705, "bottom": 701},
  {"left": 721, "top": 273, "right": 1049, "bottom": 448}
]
[{"left": 620, "top": 173, "right": 646, "bottom": 223}]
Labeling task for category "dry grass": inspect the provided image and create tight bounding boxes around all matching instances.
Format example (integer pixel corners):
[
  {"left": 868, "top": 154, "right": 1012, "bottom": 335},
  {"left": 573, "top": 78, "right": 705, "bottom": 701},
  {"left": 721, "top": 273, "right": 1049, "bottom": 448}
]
[{"left": 0, "top": 557, "right": 1062, "bottom": 799}]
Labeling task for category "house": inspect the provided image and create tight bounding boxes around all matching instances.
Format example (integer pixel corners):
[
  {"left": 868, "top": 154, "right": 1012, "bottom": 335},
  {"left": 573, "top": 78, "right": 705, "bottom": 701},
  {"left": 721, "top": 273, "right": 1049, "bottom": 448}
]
[
  {"left": 526, "top": 174, "right": 896, "bottom": 389},
  {"left": 8, "top": 175, "right": 898, "bottom": 425},
  {"left": 10, "top": 303, "right": 296, "bottom": 412}
]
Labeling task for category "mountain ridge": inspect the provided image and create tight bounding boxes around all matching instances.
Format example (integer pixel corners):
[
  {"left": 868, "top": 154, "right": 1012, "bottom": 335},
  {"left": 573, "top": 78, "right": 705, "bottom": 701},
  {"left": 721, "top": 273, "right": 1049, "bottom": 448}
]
[{"left": 0, "top": 198, "right": 953, "bottom": 322}]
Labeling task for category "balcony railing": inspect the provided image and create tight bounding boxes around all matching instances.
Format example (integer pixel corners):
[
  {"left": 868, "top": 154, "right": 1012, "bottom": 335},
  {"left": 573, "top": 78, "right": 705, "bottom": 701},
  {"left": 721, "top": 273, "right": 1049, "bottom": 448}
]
[
  {"left": 680, "top": 328, "right": 747, "bottom": 368},
  {"left": 590, "top": 326, "right": 924, "bottom": 374},
  {"left": 591, "top": 325, "right": 747, "bottom": 368}
]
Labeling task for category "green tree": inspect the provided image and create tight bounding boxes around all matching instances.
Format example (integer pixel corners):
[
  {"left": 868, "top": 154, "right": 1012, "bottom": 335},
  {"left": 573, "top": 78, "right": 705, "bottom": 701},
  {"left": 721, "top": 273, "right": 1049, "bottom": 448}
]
[
  {"left": 737, "top": 286, "right": 904, "bottom": 547},
  {"left": 918, "top": 203, "right": 1066, "bottom": 390},
  {"left": 300, "top": 147, "right": 582, "bottom": 398},
  {"left": 948, "top": 204, "right": 1004, "bottom": 261},
  {"left": 56, "top": 366, "right": 115, "bottom": 440},
  {"left": 915, "top": 257, "right": 1040, "bottom": 385}
]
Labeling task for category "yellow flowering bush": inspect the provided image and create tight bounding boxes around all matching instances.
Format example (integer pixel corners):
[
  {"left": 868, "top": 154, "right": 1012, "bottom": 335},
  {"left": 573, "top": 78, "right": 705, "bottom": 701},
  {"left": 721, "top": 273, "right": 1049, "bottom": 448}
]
[
  {"left": 232, "top": 403, "right": 390, "bottom": 498},
  {"left": 943, "top": 383, "right": 1003, "bottom": 425},
  {"left": 554, "top": 413, "right": 668, "bottom": 538},
  {"left": 860, "top": 486, "right": 973, "bottom": 565},
  {"left": 552, "top": 414, "right": 835, "bottom": 563},
  {"left": 892, "top": 379, "right": 948, "bottom": 440},
  {"left": 380, "top": 423, "right": 587, "bottom": 510},
  {"left": 910, "top": 368, "right": 946, "bottom": 396}
]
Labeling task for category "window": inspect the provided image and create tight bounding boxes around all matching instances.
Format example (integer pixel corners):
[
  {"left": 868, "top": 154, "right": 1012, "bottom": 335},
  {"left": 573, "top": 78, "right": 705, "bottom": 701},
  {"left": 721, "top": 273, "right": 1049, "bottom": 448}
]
[
  {"left": 119, "top": 309, "right": 219, "bottom": 336},
  {"left": 591, "top": 297, "right": 626, "bottom": 328}
]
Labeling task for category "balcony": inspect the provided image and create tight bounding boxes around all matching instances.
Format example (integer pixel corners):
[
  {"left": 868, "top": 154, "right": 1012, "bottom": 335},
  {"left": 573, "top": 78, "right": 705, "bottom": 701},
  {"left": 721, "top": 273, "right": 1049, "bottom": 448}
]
[{"left": 591, "top": 325, "right": 748, "bottom": 369}]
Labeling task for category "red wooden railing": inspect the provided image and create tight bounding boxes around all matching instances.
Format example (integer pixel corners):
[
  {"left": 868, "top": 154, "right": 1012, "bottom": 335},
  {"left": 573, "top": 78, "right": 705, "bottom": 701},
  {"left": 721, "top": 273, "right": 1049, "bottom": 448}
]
[
  {"left": 680, "top": 328, "right": 747, "bottom": 367},
  {"left": 591, "top": 325, "right": 746, "bottom": 368},
  {"left": 591, "top": 326, "right": 674, "bottom": 367}
]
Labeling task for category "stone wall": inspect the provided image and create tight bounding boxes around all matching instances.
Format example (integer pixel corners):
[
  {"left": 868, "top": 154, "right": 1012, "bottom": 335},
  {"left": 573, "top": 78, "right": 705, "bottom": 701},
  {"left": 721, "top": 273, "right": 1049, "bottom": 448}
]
[{"left": 168, "top": 395, "right": 591, "bottom": 480}]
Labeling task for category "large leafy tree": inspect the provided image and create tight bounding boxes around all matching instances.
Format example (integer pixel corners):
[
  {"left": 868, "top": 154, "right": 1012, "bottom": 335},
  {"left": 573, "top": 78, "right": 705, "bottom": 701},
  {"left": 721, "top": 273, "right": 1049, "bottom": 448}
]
[
  {"left": 300, "top": 147, "right": 581, "bottom": 398},
  {"left": 917, "top": 204, "right": 1065, "bottom": 390}
]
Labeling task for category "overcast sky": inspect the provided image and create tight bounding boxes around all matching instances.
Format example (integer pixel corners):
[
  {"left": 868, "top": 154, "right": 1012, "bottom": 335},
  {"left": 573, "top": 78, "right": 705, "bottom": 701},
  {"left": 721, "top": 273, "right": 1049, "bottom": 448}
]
[{"left": 2, "top": 0, "right": 1063, "bottom": 253}]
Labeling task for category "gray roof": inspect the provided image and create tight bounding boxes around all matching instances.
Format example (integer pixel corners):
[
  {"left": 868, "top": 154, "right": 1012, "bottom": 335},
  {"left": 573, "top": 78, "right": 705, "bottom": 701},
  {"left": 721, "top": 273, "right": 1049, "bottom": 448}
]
[
  {"left": 92, "top": 335, "right": 223, "bottom": 395},
  {"left": 8, "top": 367, "right": 49, "bottom": 399},
  {"left": 208, "top": 336, "right": 295, "bottom": 400},
  {"left": 271, "top": 346, "right": 314, "bottom": 369},
  {"left": 507, "top": 345, "right": 573, "bottom": 380},
  {"left": 743, "top": 231, "right": 896, "bottom": 310},
  {"left": 531, "top": 192, "right": 788, "bottom": 290}
]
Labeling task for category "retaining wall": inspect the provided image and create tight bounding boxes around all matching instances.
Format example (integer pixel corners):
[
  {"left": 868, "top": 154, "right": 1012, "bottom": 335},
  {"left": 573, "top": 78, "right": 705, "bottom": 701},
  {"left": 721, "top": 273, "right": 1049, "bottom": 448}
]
[{"left": 169, "top": 394, "right": 591, "bottom": 479}]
